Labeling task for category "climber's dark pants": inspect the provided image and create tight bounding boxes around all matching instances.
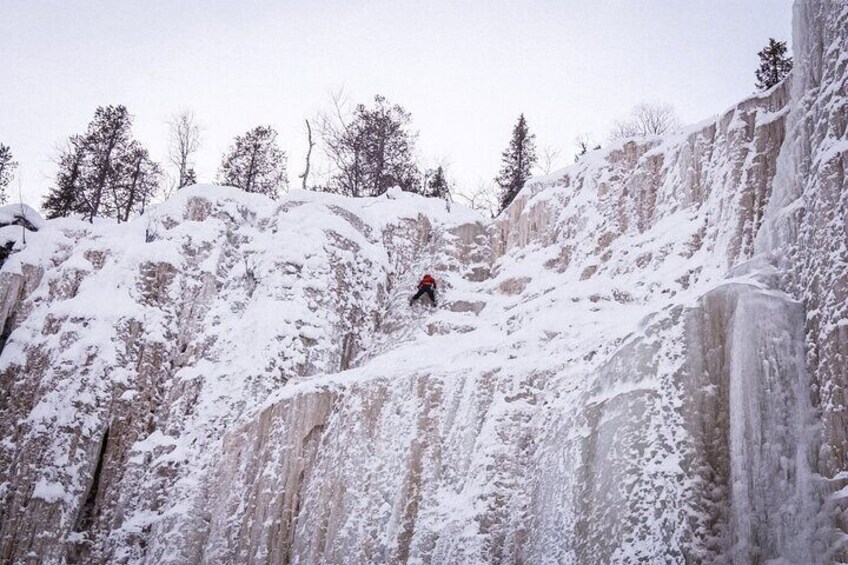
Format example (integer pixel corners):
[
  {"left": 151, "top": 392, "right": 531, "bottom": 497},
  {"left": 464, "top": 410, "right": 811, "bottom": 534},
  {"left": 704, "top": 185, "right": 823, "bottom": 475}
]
[{"left": 411, "top": 285, "right": 436, "bottom": 305}]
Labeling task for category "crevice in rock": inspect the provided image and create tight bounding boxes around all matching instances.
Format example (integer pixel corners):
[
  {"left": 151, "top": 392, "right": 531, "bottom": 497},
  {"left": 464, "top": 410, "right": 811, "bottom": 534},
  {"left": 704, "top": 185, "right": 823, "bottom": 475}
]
[
  {"left": 0, "top": 241, "right": 15, "bottom": 270},
  {"left": 73, "top": 425, "right": 110, "bottom": 535},
  {"left": 0, "top": 274, "right": 26, "bottom": 358},
  {"left": 339, "top": 333, "right": 355, "bottom": 371}
]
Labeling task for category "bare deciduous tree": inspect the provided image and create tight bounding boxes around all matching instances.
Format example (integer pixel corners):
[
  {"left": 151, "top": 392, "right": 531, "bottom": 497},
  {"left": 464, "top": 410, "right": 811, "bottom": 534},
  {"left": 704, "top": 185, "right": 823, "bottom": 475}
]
[
  {"left": 536, "top": 144, "right": 562, "bottom": 175},
  {"left": 299, "top": 119, "right": 315, "bottom": 190},
  {"left": 315, "top": 88, "right": 353, "bottom": 191},
  {"left": 455, "top": 179, "right": 499, "bottom": 219},
  {"left": 574, "top": 134, "right": 601, "bottom": 162},
  {"left": 168, "top": 110, "right": 202, "bottom": 192},
  {"left": 609, "top": 102, "right": 681, "bottom": 140}
]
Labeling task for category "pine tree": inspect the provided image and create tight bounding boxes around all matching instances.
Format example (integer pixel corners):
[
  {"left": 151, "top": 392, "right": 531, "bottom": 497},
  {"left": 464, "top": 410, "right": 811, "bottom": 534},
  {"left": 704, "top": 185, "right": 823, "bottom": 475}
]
[
  {"left": 495, "top": 114, "right": 537, "bottom": 213},
  {"left": 0, "top": 143, "right": 18, "bottom": 205},
  {"left": 107, "top": 143, "right": 162, "bottom": 222},
  {"left": 42, "top": 105, "right": 162, "bottom": 222},
  {"left": 320, "top": 95, "right": 420, "bottom": 197},
  {"left": 218, "top": 126, "right": 287, "bottom": 199},
  {"left": 424, "top": 166, "right": 451, "bottom": 199},
  {"left": 755, "top": 38, "right": 793, "bottom": 91},
  {"left": 43, "top": 136, "right": 87, "bottom": 219},
  {"left": 79, "top": 105, "right": 134, "bottom": 221}
]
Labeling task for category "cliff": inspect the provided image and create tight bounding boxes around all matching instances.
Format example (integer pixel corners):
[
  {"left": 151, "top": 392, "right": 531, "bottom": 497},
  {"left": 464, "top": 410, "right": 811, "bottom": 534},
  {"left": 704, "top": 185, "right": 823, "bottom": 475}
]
[{"left": 1, "top": 1, "right": 846, "bottom": 563}]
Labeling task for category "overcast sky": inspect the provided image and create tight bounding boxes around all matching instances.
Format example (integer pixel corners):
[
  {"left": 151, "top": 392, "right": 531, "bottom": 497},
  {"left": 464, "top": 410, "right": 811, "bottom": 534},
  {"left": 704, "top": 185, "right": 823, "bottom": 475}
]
[{"left": 2, "top": 0, "right": 793, "bottom": 209}]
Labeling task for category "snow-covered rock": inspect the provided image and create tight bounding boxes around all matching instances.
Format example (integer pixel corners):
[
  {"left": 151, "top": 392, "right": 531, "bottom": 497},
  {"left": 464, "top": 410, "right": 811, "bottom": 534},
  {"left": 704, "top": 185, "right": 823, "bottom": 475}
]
[
  {"left": 0, "top": 203, "right": 44, "bottom": 232},
  {"left": 1, "top": 1, "right": 847, "bottom": 563},
  {"left": 0, "top": 203, "right": 44, "bottom": 269}
]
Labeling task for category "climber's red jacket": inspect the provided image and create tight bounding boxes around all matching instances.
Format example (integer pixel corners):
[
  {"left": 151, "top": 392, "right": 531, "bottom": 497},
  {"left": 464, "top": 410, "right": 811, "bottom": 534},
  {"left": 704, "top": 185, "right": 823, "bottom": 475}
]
[{"left": 418, "top": 274, "right": 437, "bottom": 288}]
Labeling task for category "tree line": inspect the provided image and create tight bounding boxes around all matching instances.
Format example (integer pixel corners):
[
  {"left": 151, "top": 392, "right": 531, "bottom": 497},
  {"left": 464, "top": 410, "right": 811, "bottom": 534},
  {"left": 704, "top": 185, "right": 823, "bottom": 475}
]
[
  {"left": 29, "top": 97, "right": 580, "bottom": 222},
  {"left": 0, "top": 38, "right": 790, "bottom": 222},
  {"left": 35, "top": 96, "right": 460, "bottom": 222}
]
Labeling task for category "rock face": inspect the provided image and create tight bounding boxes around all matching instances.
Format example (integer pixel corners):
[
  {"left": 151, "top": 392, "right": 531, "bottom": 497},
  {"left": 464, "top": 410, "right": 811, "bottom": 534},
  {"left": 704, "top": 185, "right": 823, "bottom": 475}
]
[
  {"left": 1, "top": 1, "right": 847, "bottom": 563},
  {"left": 758, "top": 0, "right": 848, "bottom": 516}
]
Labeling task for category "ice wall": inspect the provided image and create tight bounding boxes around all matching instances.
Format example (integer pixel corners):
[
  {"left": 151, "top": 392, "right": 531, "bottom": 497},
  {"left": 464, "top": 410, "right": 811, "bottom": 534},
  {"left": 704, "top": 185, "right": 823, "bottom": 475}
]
[
  {"left": 192, "top": 45, "right": 819, "bottom": 564},
  {"left": 758, "top": 3, "right": 848, "bottom": 540},
  {"left": 0, "top": 188, "right": 486, "bottom": 563},
  {"left": 0, "top": 1, "right": 846, "bottom": 563}
]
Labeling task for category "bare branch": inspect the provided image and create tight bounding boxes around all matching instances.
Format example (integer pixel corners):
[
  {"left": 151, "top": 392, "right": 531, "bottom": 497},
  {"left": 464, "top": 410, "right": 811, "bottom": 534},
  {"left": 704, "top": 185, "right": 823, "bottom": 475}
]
[
  {"left": 455, "top": 179, "right": 498, "bottom": 219},
  {"left": 167, "top": 109, "right": 202, "bottom": 190},
  {"left": 536, "top": 144, "right": 562, "bottom": 175},
  {"left": 573, "top": 134, "right": 601, "bottom": 162},
  {"left": 609, "top": 102, "right": 681, "bottom": 141},
  {"left": 298, "top": 119, "right": 315, "bottom": 190}
]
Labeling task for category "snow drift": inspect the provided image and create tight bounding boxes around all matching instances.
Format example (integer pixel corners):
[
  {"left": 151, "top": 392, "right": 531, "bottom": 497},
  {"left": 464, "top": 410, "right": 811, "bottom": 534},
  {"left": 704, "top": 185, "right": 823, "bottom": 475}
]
[{"left": 1, "top": 1, "right": 847, "bottom": 563}]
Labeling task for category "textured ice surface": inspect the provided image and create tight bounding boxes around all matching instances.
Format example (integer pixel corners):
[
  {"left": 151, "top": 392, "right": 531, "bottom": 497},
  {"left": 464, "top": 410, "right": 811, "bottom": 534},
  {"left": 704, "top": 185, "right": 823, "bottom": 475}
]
[{"left": 1, "top": 1, "right": 848, "bottom": 563}]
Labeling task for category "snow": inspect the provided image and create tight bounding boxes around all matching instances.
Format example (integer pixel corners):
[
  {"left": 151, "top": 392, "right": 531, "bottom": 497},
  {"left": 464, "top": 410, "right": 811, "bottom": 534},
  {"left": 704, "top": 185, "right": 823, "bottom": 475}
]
[
  {"left": 0, "top": 203, "right": 44, "bottom": 230},
  {"left": 0, "top": 167, "right": 796, "bottom": 561},
  {"left": 1, "top": 0, "right": 847, "bottom": 562},
  {"left": 31, "top": 479, "right": 67, "bottom": 504},
  {"left": 0, "top": 204, "right": 43, "bottom": 255}
]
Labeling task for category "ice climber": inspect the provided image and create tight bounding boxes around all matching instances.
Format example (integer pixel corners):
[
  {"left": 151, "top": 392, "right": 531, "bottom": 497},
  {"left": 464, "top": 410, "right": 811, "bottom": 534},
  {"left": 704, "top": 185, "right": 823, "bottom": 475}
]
[{"left": 409, "top": 273, "right": 437, "bottom": 307}]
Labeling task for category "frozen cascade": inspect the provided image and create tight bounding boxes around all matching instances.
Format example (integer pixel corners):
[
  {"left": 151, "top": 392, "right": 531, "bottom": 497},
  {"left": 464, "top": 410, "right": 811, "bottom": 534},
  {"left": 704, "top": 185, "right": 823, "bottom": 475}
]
[
  {"left": 0, "top": 0, "right": 847, "bottom": 563},
  {"left": 756, "top": 0, "right": 848, "bottom": 558},
  {"left": 689, "top": 281, "right": 822, "bottom": 563}
]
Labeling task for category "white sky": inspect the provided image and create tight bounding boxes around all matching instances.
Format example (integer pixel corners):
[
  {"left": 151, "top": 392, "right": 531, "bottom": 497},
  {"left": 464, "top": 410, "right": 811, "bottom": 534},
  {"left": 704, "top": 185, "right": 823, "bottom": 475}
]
[{"left": 1, "top": 0, "right": 793, "bottom": 209}]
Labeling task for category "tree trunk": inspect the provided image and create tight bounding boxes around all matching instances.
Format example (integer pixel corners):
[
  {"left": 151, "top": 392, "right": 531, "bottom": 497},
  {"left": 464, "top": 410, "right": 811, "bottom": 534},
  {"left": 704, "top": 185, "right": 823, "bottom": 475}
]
[
  {"left": 245, "top": 146, "right": 258, "bottom": 193},
  {"left": 89, "top": 132, "right": 122, "bottom": 222},
  {"left": 122, "top": 156, "right": 143, "bottom": 223},
  {"left": 301, "top": 120, "right": 314, "bottom": 191}
]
